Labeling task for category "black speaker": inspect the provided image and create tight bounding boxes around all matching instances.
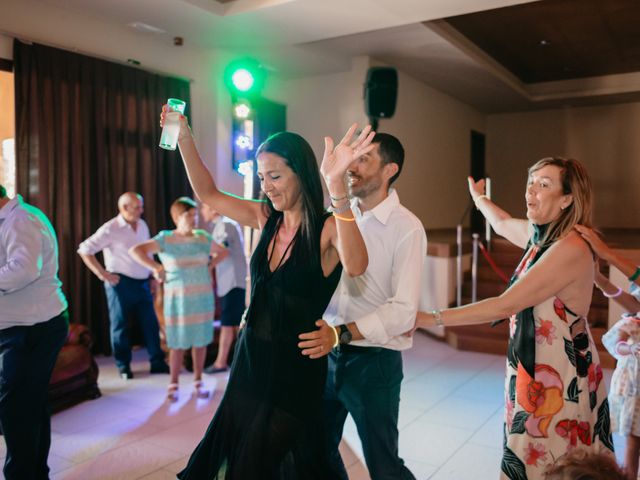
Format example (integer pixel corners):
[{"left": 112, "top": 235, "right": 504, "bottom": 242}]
[{"left": 364, "top": 67, "right": 398, "bottom": 119}]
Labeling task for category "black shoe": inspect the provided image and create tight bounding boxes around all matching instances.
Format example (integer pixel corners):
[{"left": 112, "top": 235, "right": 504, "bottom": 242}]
[
  {"left": 150, "top": 362, "right": 170, "bottom": 374},
  {"left": 119, "top": 367, "right": 134, "bottom": 380}
]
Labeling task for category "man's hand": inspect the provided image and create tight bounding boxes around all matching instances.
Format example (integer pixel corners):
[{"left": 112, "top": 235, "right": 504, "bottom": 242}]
[
  {"left": 298, "top": 319, "right": 337, "bottom": 359},
  {"left": 321, "top": 124, "right": 375, "bottom": 193},
  {"left": 103, "top": 272, "right": 120, "bottom": 286}
]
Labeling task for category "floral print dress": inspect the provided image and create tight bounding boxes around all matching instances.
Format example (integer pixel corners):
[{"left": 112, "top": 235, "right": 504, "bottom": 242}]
[{"left": 501, "top": 244, "right": 614, "bottom": 480}]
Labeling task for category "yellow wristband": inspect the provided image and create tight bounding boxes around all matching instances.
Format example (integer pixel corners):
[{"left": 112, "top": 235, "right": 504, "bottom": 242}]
[
  {"left": 474, "top": 194, "right": 489, "bottom": 207},
  {"left": 330, "top": 325, "right": 339, "bottom": 348},
  {"left": 333, "top": 213, "right": 356, "bottom": 222}
]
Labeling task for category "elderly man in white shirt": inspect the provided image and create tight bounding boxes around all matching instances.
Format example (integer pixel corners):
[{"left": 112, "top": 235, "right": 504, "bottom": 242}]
[
  {"left": 0, "top": 185, "right": 69, "bottom": 480},
  {"left": 299, "top": 133, "right": 426, "bottom": 480},
  {"left": 78, "top": 192, "right": 168, "bottom": 379}
]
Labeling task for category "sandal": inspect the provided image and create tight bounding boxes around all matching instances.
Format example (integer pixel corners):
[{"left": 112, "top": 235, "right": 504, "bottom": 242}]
[
  {"left": 193, "top": 380, "right": 210, "bottom": 399},
  {"left": 167, "top": 383, "right": 179, "bottom": 403}
]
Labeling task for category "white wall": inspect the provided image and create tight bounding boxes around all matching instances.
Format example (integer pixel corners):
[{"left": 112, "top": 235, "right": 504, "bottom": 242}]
[
  {"left": 266, "top": 56, "right": 486, "bottom": 229},
  {"left": 381, "top": 65, "right": 486, "bottom": 229},
  {"left": 487, "top": 102, "right": 640, "bottom": 227}
]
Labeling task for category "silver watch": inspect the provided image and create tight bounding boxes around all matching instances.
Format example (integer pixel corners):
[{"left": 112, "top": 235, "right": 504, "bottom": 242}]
[{"left": 328, "top": 201, "right": 351, "bottom": 215}]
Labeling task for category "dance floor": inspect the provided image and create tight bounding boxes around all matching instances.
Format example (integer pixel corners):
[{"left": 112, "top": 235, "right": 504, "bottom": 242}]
[{"left": 0, "top": 332, "right": 628, "bottom": 479}]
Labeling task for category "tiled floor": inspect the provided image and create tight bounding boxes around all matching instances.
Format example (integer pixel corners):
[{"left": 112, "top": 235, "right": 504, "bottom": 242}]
[{"left": 0, "top": 332, "right": 629, "bottom": 479}]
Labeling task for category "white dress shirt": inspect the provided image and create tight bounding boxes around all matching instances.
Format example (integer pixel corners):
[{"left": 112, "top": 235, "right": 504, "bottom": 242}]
[
  {"left": 78, "top": 214, "right": 151, "bottom": 280},
  {"left": 212, "top": 217, "right": 247, "bottom": 297},
  {"left": 0, "top": 195, "right": 68, "bottom": 328},
  {"left": 324, "top": 190, "right": 427, "bottom": 350}
]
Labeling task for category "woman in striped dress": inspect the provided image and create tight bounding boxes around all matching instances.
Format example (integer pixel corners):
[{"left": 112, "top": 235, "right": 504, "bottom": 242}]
[{"left": 130, "top": 197, "right": 214, "bottom": 401}]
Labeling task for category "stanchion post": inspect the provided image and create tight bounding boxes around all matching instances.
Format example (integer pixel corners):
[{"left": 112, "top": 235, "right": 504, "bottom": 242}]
[
  {"left": 456, "top": 224, "right": 462, "bottom": 307},
  {"left": 485, "top": 177, "right": 492, "bottom": 247},
  {"left": 472, "top": 233, "right": 479, "bottom": 303}
]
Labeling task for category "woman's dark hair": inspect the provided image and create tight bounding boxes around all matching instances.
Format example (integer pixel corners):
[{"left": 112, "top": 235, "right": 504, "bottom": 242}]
[
  {"left": 373, "top": 133, "right": 404, "bottom": 186},
  {"left": 256, "top": 131, "right": 324, "bottom": 254}
]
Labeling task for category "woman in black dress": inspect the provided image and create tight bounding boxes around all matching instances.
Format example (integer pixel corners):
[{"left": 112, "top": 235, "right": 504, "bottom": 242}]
[{"left": 162, "top": 106, "right": 373, "bottom": 479}]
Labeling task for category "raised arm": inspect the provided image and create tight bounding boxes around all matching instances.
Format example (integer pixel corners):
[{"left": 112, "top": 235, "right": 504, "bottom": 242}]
[
  {"left": 417, "top": 232, "right": 592, "bottom": 328},
  {"left": 321, "top": 124, "right": 373, "bottom": 277},
  {"left": 469, "top": 177, "right": 529, "bottom": 249},
  {"left": 575, "top": 225, "right": 640, "bottom": 312},
  {"left": 162, "top": 106, "right": 266, "bottom": 230},
  {"left": 575, "top": 225, "right": 640, "bottom": 286},
  {"left": 129, "top": 240, "right": 165, "bottom": 283},
  {"left": 594, "top": 269, "right": 640, "bottom": 313}
]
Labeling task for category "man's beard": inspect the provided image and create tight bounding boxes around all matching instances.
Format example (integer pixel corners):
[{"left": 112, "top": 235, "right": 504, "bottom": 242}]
[{"left": 348, "top": 175, "right": 382, "bottom": 199}]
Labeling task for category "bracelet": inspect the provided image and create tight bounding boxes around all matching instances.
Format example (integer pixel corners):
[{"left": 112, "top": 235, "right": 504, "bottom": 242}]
[
  {"left": 333, "top": 213, "right": 356, "bottom": 222},
  {"left": 328, "top": 201, "right": 351, "bottom": 215},
  {"left": 602, "top": 286, "right": 622, "bottom": 298},
  {"left": 432, "top": 309, "right": 444, "bottom": 327},
  {"left": 629, "top": 267, "right": 640, "bottom": 283},
  {"left": 615, "top": 340, "right": 631, "bottom": 356},
  {"left": 329, "top": 194, "right": 348, "bottom": 203},
  {"left": 329, "top": 325, "right": 339, "bottom": 349},
  {"left": 474, "top": 194, "right": 489, "bottom": 207}
]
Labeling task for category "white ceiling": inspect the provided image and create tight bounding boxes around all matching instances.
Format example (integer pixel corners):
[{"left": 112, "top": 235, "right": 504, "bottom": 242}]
[
  {"left": 10, "top": 0, "right": 640, "bottom": 112},
  {"left": 39, "top": 0, "right": 534, "bottom": 49}
]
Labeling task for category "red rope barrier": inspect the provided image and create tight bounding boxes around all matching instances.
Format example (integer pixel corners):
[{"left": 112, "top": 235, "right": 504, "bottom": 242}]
[{"left": 478, "top": 241, "right": 510, "bottom": 284}]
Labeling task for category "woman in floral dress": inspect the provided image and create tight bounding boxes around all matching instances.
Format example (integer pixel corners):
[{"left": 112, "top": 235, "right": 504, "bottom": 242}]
[
  {"left": 415, "top": 158, "right": 614, "bottom": 479},
  {"left": 130, "top": 197, "right": 214, "bottom": 401}
]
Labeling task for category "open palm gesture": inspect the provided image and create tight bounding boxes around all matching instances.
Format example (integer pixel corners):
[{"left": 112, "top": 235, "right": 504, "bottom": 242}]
[{"left": 321, "top": 124, "right": 375, "bottom": 190}]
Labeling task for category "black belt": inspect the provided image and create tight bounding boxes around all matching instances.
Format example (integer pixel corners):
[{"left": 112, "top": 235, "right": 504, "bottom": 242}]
[
  {"left": 114, "top": 273, "right": 149, "bottom": 282},
  {"left": 336, "top": 344, "right": 384, "bottom": 355}
]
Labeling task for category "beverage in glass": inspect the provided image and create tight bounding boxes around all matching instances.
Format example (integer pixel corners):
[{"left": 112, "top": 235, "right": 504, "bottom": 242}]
[{"left": 159, "top": 98, "right": 186, "bottom": 151}]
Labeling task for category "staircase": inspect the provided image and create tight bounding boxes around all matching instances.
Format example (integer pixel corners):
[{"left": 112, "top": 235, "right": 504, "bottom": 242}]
[{"left": 444, "top": 237, "right": 615, "bottom": 368}]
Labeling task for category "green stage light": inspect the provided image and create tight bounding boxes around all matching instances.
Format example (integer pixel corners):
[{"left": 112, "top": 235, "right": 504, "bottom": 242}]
[
  {"left": 232, "top": 69, "right": 254, "bottom": 92},
  {"left": 224, "top": 58, "right": 265, "bottom": 97}
]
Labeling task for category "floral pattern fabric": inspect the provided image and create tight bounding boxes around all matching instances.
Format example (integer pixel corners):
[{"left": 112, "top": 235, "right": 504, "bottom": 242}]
[{"left": 501, "top": 246, "right": 614, "bottom": 480}]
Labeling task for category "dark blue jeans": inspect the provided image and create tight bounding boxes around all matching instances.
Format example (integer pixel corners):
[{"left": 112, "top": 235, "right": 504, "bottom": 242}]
[
  {"left": 324, "top": 346, "right": 415, "bottom": 480},
  {"left": 0, "top": 310, "right": 69, "bottom": 480},
  {"left": 104, "top": 275, "right": 164, "bottom": 370}
]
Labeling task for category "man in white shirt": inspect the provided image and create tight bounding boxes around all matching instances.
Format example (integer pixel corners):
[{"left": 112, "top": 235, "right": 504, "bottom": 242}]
[
  {"left": 0, "top": 184, "right": 69, "bottom": 480},
  {"left": 299, "top": 134, "right": 426, "bottom": 480},
  {"left": 78, "top": 192, "right": 168, "bottom": 379},
  {"left": 200, "top": 204, "right": 247, "bottom": 373}
]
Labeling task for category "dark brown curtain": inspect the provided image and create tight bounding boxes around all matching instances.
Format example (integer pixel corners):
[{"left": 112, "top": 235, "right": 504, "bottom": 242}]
[{"left": 14, "top": 40, "right": 192, "bottom": 354}]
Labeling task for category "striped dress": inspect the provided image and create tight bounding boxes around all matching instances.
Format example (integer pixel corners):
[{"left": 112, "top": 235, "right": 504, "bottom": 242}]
[{"left": 153, "top": 230, "right": 214, "bottom": 349}]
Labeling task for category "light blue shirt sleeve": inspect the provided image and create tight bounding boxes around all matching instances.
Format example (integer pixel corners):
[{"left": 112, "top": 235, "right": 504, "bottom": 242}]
[
  {"left": 0, "top": 216, "right": 44, "bottom": 293},
  {"left": 77, "top": 223, "right": 112, "bottom": 255}
]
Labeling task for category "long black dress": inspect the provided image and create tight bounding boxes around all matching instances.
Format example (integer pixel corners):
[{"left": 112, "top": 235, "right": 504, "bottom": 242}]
[{"left": 178, "top": 212, "right": 342, "bottom": 480}]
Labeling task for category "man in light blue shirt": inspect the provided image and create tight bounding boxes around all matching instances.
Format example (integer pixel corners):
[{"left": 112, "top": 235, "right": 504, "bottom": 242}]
[
  {"left": 0, "top": 184, "right": 69, "bottom": 480},
  {"left": 78, "top": 192, "right": 167, "bottom": 379}
]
